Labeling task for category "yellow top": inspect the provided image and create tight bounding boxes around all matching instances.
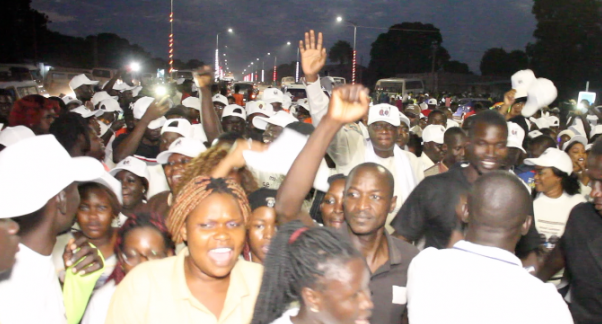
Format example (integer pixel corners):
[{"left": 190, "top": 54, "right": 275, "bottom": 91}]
[{"left": 105, "top": 247, "right": 263, "bottom": 324}]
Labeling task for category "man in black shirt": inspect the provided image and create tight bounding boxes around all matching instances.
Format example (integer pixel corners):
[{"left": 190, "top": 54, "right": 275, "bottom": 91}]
[
  {"left": 537, "top": 138, "right": 602, "bottom": 323},
  {"left": 391, "top": 110, "right": 540, "bottom": 262}
]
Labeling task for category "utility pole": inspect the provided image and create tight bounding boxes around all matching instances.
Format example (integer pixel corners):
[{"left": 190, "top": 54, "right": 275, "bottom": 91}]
[{"left": 431, "top": 41, "right": 438, "bottom": 92}]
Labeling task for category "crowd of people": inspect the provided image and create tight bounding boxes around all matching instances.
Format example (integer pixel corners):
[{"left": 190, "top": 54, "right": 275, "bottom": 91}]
[{"left": 0, "top": 29, "right": 601, "bottom": 324}]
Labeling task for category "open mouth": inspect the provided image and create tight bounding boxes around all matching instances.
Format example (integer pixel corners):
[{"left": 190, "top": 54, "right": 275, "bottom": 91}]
[{"left": 208, "top": 247, "right": 234, "bottom": 266}]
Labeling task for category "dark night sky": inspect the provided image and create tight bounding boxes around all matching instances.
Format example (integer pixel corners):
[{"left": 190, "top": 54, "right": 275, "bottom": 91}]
[{"left": 31, "top": 0, "right": 536, "bottom": 77}]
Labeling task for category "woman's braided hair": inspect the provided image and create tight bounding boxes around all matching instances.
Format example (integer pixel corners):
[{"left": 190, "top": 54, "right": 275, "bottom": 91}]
[
  {"left": 250, "top": 221, "right": 362, "bottom": 324},
  {"left": 174, "top": 144, "right": 258, "bottom": 197},
  {"left": 167, "top": 176, "right": 251, "bottom": 245}
]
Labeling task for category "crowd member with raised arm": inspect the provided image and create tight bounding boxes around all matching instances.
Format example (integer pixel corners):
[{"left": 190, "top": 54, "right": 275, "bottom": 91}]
[
  {"left": 275, "top": 84, "right": 419, "bottom": 323},
  {"left": 299, "top": 30, "right": 423, "bottom": 231}
]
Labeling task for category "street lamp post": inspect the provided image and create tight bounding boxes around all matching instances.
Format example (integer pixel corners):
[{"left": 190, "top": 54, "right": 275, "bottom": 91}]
[
  {"left": 337, "top": 17, "right": 358, "bottom": 84},
  {"left": 215, "top": 28, "right": 233, "bottom": 81}
]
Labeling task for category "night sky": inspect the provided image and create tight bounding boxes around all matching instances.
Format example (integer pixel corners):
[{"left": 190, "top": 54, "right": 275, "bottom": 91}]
[{"left": 31, "top": 0, "right": 536, "bottom": 77}]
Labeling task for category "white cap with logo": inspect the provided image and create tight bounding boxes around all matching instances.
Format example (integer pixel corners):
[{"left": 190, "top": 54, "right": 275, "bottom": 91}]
[
  {"left": 109, "top": 156, "right": 150, "bottom": 182},
  {"left": 91, "top": 91, "right": 118, "bottom": 107},
  {"left": 212, "top": 94, "right": 228, "bottom": 106},
  {"left": 522, "top": 78, "right": 557, "bottom": 118},
  {"left": 262, "top": 88, "right": 284, "bottom": 104},
  {"left": 368, "top": 104, "right": 400, "bottom": 127},
  {"left": 69, "top": 74, "right": 99, "bottom": 90},
  {"left": 427, "top": 98, "right": 437, "bottom": 105},
  {"left": 156, "top": 137, "right": 207, "bottom": 164},
  {"left": 182, "top": 97, "right": 201, "bottom": 111},
  {"left": 71, "top": 105, "right": 104, "bottom": 119},
  {"left": 422, "top": 125, "right": 445, "bottom": 144},
  {"left": 133, "top": 97, "right": 167, "bottom": 129},
  {"left": 253, "top": 110, "right": 298, "bottom": 130},
  {"left": 61, "top": 95, "right": 82, "bottom": 106},
  {"left": 562, "top": 135, "right": 588, "bottom": 151},
  {"left": 511, "top": 69, "right": 536, "bottom": 99},
  {"left": 507, "top": 122, "right": 526, "bottom": 153},
  {"left": 161, "top": 118, "right": 192, "bottom": 137},
  {"left": 0, "top": 126, "right": 35, "bottom": 147},
  {"left": 99, "top": 98, "right": 122, "bottom": 113},
  {"left": 222, "top": 104, "right": 247, "bottom": 121},
  {"left": 524, "top": 148, "right": 573, "bottom": 175},
  {"left": 246, "top": 101, "right": 274, "bottom": 117},
  {"left": 0, "top": 135, "right": 105, "bottom": 218}
]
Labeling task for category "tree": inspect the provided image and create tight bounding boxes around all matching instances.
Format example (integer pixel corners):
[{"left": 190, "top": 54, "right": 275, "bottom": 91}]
[
  {"left": 183, "top": 59, "right": 205, "bottom": 70},
  {"left": 480, "top": 48, "right": 528, "bottom": 76},
  {"left": 528, "top": 0, "right": 602, "bottom": 98},
  {"left": 368, "top": 22, "right": 451, "bottom": 83},
  {"left": 0, "top": 0, "right": 49, "bottom": 62},
  {"left": 444, "top": 60, "right": 471, "bottom": 74},
  {"left": 328, "top": 40, "right": 353, "bottom": 65}
]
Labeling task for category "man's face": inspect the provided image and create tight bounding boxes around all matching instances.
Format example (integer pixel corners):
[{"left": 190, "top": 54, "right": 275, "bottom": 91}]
[
  {"left": 368, "top": 122, "right": 398, "bottom": 153},
  {"left": 466, "top": 123, "right": 508, "bottom": 174},
  {"left": 396, "top": 123, "right": 410, "bottom": 148},
  {"left": 222, "top": 116, "right": 246, "bottom": 135},
  {"left": 510, "top": 102, "right": 524, "bottom": 117},
  {"left": 188, "top": 108, "right": 200, "bottom": 123},
  {"left": 75, "top": 85, "right": 94, "bottom": 102},
  {"left": 445, "top": 134, "right": 467, "bottom": 165},
  {"left": 263, "top": 124, "right": 283, "bottom": 144},
  {"left": 343, "top": 167, "right": 394, "bottom": 236},
  {"left": 0, "top": 94, "right": 13, "bottom": 118},
  {"left": 428, "top": 113, "right": 447, "bottom": 127},
  {"left": 164, "top": 153, "right": 192, "bottom": 190},
  {"left": 32, "top": 109, "right": 57, "bottom": 135},
  {"left": 213, "top": 103, "right": 226, "bottom": 118},
  {"left": 405, "top": 112, "right": 418, "bottom": 126},
  {"left": 160, "top": 132, "right": 183, "bottom": 153},
  {"left": 271, "top": 102, "right": 283, "bottom": 112},
  {"left": 424, "top": 141, "right": 445, "bottom": 163},
  {"left": 587, "top": 154, "right": 602, "bottom": 215},
  {"left": 559, "top": 135, "right": 571, "bottom": 150},
  {"left": 135, "top": 119, "right": 161, "bottom": 141},
  {"left": 120, "top": 90, "right": 134, "bottom": 106}
]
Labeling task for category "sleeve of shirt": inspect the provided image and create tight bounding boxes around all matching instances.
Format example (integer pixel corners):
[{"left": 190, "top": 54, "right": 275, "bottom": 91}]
[
  {"left": 328, "top": 125, "right": 363, "bottom": 171},
  {"left": 391, "top": 180, "right": 429, "bottom": 241},
  {"left": 104, "top": 272, "right": 149, "bottom": 324},
  {"left": 305, "top": 80, "right": 329, "bottom": 128}
]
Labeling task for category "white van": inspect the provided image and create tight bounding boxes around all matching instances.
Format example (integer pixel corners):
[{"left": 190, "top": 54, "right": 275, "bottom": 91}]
[
  {"left": 331, "top": 77, "right": 346, "bottom": 86},
  {"left": 91, "top": 67, "right": 118, "bottom": 85},
  {"left": 44, "top": 68, "right": 92, "bottom": 96},
  {"left": 281, "top": 76, "right": 295, "bottom": 87},
  {"left": 375, "top": 78, "right": 425, "bottom": 97}
]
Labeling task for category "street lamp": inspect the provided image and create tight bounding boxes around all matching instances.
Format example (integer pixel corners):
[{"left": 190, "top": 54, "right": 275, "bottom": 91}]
[
  {"left": 336, "top": 17, "right": 358, "bottom": 84},
  {"left": 215, "top": 28, "right": 233, "bottom": 81}
]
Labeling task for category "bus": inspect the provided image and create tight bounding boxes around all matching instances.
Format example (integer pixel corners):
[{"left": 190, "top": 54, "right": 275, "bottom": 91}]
[{"left": 375, "top": 78, "right": 425, "bottom": 97}]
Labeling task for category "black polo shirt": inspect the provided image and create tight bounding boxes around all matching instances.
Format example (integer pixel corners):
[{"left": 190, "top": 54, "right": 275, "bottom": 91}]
[
  {"left": 390, "top": 163, "right": 540, "bottom": 258},
  {"left": 560, "top": 202, "right": 602, "bottom": 323},
  {"left": 340, "top": 228, "right": 419, "bottom": 324},
  {"left": 112, "top": 133, "right": 160, "bottom": 162}
]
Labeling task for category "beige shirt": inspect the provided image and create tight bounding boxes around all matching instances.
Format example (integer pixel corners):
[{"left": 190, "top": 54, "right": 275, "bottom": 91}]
[{"left": 105, "top": 247, "right": 263, "bottom": 324}]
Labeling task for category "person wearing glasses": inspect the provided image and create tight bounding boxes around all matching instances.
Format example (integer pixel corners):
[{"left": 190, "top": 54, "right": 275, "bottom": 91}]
[{"left": 82, "top": 213, "right": 174, "bottom": 324}]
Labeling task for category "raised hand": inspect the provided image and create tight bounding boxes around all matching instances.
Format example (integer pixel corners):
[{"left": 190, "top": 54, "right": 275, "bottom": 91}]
[
  {"left": 327, "top": 84, "right": 370, "bottom": 124},
  {"left": 63, "top": 236, "right": 104, "bottom": 275},
  {"left": 299, "top": 30, "right": 327, "bottom": 83},
  {"left": 227, "top": 138, "right": 268, "bottom": 169},
  {"left": 195, "top": 65, "right": 214, "bottom": 88},
  {"left": 142, "top": 96, "right": 170, "bottom": 122}
]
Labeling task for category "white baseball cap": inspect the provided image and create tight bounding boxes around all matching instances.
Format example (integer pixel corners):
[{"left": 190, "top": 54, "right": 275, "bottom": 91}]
[
  {"left": 296, "top": 98, "right": 309, "bottom": 111},
  {"left": 399, "top": 112, "right": 411, "bottom": 128},
  {"left": 246, "top": 101, "right": 275, "bottom": 117},
  {"left": 282, "top": 95, "right": 292, "bottom": 110},
  {"left": 253, "top": 110, "right": 297, "bottom": 130},
  {"left": 132, "top": 86, "right": 143, "bottom": 97},
  {"left": 91, "top": 91, "right": 118, "bottom": 107},
  {"left": 176, "top": 78, "right": 187, "bottom": 85},
  {"left": 0, "top": 135, "right": 104, "bottom": 218},
  {"left": 109, "top": 156, "right": 150, "bottom": 182},
  {"left": 156, "top": 137, "right": 207, "bottom": 164},
  {"left": 528, "top": 130, "right": 543, "bottom": 139},
  {"left": 368, "top": 104, "right": 400, "bottom": 127},
  {"left": 133, "top": 97, "right": 167, "bottom": 129},
  {"left": 212, "top": 94, "right": 228, "bottom": 106},
  {"left": 557, "top": 129, "right": 575, "bottom": 141},
  {"left": 530, "top": 117, "right": 550, "bottom": 130},
  {"left": 91, "top": 171, "right": 123, "bottom": 205},
  {"left": 547, "top": 116, "right": 560, "bottom": 127},
  {"left": 262, "top": 88, "right": 284, "bottom": 104},
  {"left": 161, "top": 118, "right": 192, "bottom": 137},
  {"left": 222, "top": 104, "right": 247, "bottom": 121},
  {"left": 69, "top": 74, "right": 99, "bottom": 90},
  {"left": 99, "top": 98, "right": 122, "bottom": 113},
  {"left": 71, "top": 105, "right": 104, "bottom": 119},
  {"left": 522, "top": 78, "right": 557, "bottom": 118},
  {"left": 507, "top": 122, "right": 526, "bottom": 153},
  {"left": 446, "top": 119, "right": 460, "bottom": 129},
  {"left": 422, "top": 125, "right": 445, "bottom": 144},
  {"left": 113, "top": 83, "right": 136, "bottom": 92},
  {"left": 0, "top": 126, "right": 35, "bottom": 147},
  {"left": 562, "top": 135, "right": 588, "bottom": 151},
  {"left": 62, "top": 95, "right": 82, "bottom": 106},
  {"left": 592, "top": 125, "right": 602, "bottom": 137},
  {"left": 524, "top": 148, "right": 573, "bottom": 175},
  {"left": 182, "top": 97, "right": 201, "bottom": 111},
  {"left": 511, "top": 69, "right": 536, "bottom": 99},
  {"left": 427, "top": 98, "right": 437, "bottom": 105}
]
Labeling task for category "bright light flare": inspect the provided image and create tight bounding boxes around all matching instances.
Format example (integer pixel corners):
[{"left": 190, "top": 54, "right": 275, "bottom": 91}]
[{"left": 130, "top": 62, "right": 141, "bottom": 72}]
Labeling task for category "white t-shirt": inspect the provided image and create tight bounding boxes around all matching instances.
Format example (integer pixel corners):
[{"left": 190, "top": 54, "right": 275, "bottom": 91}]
[
  {"left": 0, "top": 244, "right": 67, "bottom": 324},
  {"left": 269, "top": 307, "right": 299, "bottom": 324},
  {"left": 82, "top": 279, "right": 117, "bottom": 324},
  {"left": 534, "top": 192, "right": 586, "bottom": 249},
  {"left": 418, "top": 153, "right": 434, "bottom": 171}
]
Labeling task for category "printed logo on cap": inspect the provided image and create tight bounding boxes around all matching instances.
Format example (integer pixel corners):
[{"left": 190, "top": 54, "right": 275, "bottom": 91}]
[
  {"left": 512, "top": 129, "right": 518, "bottom": 136},
  {"left": 259, "top": 103, "right": 264, "bottom": 109},
  {"left": 173, "top": 139, "right": 183, "bottom": 147},
  {"left": 266, "top": 197, "right": 276, "bottom": 208},
  {"left": 379, "top": 107, "right": 391, "bottom": 117},
  {"left": 273, "top": 90, "right": 278, "bottom": 95},
  {"left": 123, "top": 159, "right": 130, "bottom": 165}
]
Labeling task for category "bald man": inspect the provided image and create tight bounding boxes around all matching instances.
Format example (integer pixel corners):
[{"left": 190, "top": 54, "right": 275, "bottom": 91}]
[{"left": 406, "top": 171, "right": 573, "bottom": 324}]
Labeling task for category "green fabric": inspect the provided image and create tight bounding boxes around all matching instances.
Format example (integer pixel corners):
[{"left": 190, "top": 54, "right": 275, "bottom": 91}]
[{"left": 62, "top": 243, "right": 105, "bottom": 324}]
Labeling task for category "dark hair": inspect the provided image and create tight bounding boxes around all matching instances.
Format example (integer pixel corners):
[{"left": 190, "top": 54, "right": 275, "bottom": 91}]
[
  {"left": 468, "top": 110, "right": 507, "bottom": 139},
  {"left": 590, "top": 133, "right": 602, "bottom": 144},
  {"left": 564, "top": 140, "right": 585, "bottom": 153},
  {"left": 251, "top": 221, "right": 362, "bottom": 324},
  {"left": 107, "top": 212, "right": 174, "bottom": 285},
  {"left": 327, "top": 173, "right": 346, "bottom": 185},
  {"left": 591, "top": 137, "right": 602, "bottom": 156},
  {"left": 78, "top": 182, "right": 122, "bottom": 217},
  {"left": 408, "top": 134, "right": 423, "bottom": 157},
  {"left": 527, "top": 135, "right": 556, "bottom": 156},
  {"left": 49, "top": 112, "right": 91, "bottom": 155},
  {"left": 47, "top": 96, "right": 67, "bottom": 114},
  {"left": 552, "top": 167, "right": 581, "bottom": 196},
  {"left": 444, "top": 127, "right": 466, "bottom": 145}
]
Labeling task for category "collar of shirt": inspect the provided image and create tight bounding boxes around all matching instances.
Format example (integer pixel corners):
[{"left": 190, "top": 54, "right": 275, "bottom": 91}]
[
  {"left": 171, "top": 248, "right": 251, "bottom": 318},
  {"left": 437, "top": 162, "right": 449, "bottom": 173},
  {"left": 452, "top": 240, "right": 522, "bottom": 267},
  {"left": 339, "top": 227, "right": 402, "bottom": 274}
]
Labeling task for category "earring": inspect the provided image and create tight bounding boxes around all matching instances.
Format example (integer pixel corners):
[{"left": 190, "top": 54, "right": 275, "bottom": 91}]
[{"left": 310, "top": 306, "right": 319, "bottom": 313}]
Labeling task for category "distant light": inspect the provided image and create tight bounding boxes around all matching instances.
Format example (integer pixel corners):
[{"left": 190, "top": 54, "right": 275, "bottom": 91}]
[
  {"left": 155, "top": 85, "right": 167, "bottom": 96},
  {"left": 257, "top": 58, "right": 259, "bottom": 61},
  {"left": 337, "top": 16, "right": 343, "bottom": 22},
  {"left": 129, "top": 62, "right": 141, "bottom": 72},
  {"left": 251, "top": 62, "right": 254, "bottom": 65},
  {"left": 287, "top": 41, "right": 291, "bottom": 45},
  {"left": 223, "top": 54, "right": 226, "bottom": 56},
  {"left": 267, "top": 53, "right": 271, "bottom": 55},
  {"left": 228, "top": 28, "right": 233, "bottom": 33}
]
